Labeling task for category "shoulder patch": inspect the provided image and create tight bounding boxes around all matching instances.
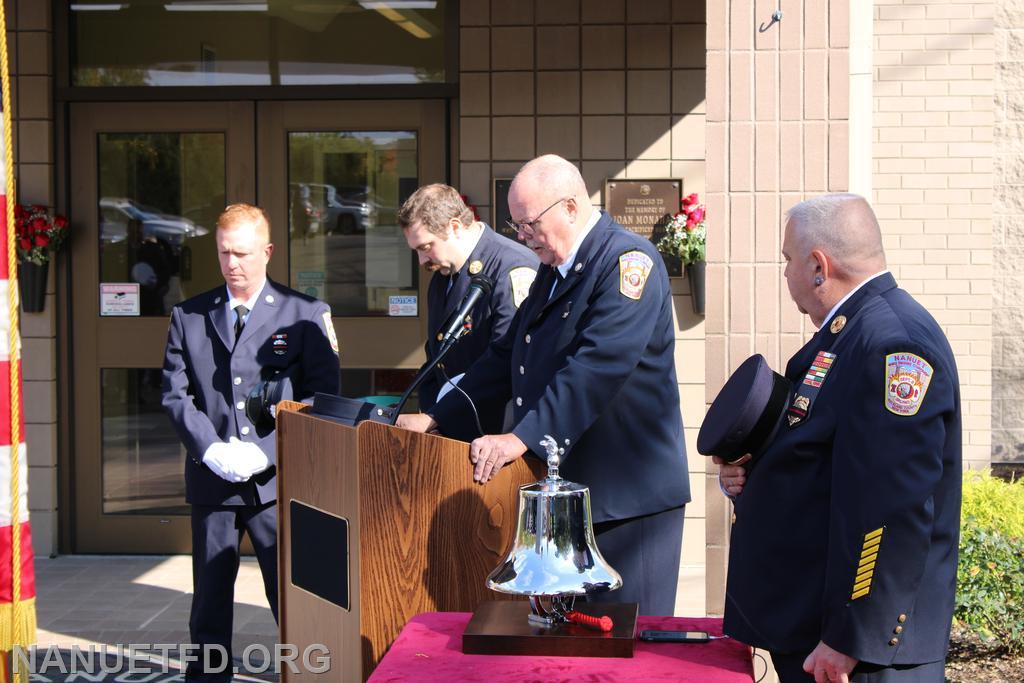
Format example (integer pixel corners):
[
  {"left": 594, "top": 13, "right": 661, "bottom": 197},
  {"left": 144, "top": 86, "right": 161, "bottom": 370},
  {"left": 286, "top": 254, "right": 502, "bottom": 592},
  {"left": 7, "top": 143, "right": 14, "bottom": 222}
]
[
  {"left": 618, "top": 250, "right": 654, "bottom": 300},
  {"left": 885, "top": 352, "right": 933, "bottom": 416},
  {"left": 322, "top": 310, "right": 339, "bottom": 355},
  {"left": 509, "top": 266, "right": 536, "bottom": 308}
]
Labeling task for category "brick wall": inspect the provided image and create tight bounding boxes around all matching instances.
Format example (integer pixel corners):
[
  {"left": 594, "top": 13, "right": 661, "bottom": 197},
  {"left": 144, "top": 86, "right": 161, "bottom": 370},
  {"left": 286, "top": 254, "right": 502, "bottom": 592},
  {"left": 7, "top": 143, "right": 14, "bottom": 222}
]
[
  {"left": 7, "top": 0, "right": 57, "bottom": 557},
  {"left": 993, "top": 0, "right": 1024, "bottom": 464},
  {"left": 872, "top": 0, "right": 994, "bottom": 469},
  {"left": 457, "top": 0, "right": 709, "bottom": 614},
  {"left": 704, "top": 0, "right": 856, "bottom": 616}
]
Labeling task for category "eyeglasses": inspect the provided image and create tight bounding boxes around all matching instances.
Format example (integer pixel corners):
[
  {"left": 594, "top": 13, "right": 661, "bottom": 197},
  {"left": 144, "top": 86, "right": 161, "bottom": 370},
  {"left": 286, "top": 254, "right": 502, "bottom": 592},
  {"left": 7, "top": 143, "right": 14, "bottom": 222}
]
[{"left": 506, "top": 197, "right": 571, "bottom": 236}]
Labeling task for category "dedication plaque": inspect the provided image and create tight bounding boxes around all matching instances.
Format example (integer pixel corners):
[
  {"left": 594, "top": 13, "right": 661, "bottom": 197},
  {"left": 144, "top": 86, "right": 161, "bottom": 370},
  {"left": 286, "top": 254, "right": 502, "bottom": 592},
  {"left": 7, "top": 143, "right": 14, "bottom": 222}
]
[
  {"left": 493, "top": 177, "right": 514, "bottom": 239},
  {"left": 604, "top": 180, "right": 681, "bottom": 240}
]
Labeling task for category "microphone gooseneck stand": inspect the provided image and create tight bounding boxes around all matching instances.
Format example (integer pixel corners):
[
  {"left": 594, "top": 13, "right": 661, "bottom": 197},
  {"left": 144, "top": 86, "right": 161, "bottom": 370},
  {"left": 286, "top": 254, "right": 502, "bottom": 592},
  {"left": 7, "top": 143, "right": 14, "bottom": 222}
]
[{"left": 388, "top": 327, "right": 469, "bottom": 426}]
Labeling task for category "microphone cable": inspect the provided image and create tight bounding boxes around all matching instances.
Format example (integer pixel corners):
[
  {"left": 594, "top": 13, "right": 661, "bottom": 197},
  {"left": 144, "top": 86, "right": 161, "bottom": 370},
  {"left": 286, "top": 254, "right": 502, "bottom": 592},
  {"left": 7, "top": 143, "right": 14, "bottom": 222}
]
[{"left": 436, "top": 362, "right": 485, "bottom": 438}]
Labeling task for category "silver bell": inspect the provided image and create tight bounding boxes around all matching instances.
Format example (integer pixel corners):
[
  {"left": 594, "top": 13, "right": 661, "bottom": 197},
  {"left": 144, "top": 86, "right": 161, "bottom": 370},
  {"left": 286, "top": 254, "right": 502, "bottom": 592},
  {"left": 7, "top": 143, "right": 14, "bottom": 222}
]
[{"left": 486, "top": 435, "right": 622, "bottom": 626}]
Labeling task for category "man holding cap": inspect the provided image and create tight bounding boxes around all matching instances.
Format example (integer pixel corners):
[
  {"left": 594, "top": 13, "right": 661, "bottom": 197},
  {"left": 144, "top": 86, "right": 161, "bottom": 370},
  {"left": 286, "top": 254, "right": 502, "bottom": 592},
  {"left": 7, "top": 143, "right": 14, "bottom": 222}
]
[
  {"left": 712, "top": 194, "right": 961, "bottom": 682},
  {"left": 162, "top": 203, "right": 340, "bottom": 682}
]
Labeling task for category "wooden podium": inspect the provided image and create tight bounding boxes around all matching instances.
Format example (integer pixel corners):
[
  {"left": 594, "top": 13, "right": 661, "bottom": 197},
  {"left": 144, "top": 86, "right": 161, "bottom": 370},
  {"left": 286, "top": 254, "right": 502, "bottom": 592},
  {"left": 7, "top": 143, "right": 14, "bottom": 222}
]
[{"left": 275, "top": 402, "right": 544, "bottom": 681}]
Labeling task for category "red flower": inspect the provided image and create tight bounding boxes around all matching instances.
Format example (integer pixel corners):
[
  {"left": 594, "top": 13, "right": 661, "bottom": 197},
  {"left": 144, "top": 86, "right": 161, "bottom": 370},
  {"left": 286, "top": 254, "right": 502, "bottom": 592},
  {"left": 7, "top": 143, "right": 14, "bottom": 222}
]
[
  {"left": 14, "top": 204, "right": 26, "bottom": 220},
  {"left": 682, "top": 193, "right": 699, "bottom": 208},
  {"left": 35, "top": 233, "right": 50, "bottom": 248},
  {"left": 689, "top": 207, "right": 705, "bottom": 224},
  {"left": 19, "top": 238, "right": 30, "bottom": 251},
  {"left": 30, "top": 216, "right": 46, "bottom": 234},
  {"left": 54, "top": 216, "right": 68, "bottom": 230}
]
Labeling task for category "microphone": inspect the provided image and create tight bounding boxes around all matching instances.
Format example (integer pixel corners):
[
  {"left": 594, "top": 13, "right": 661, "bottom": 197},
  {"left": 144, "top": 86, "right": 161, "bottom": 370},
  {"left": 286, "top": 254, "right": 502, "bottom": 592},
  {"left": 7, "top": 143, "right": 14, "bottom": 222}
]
[
  {"left": 435, "top": 274, "right": 494, "bottom": 349},
  {"left": 387, "top": 273, "right": 494, "bottom": 427}
]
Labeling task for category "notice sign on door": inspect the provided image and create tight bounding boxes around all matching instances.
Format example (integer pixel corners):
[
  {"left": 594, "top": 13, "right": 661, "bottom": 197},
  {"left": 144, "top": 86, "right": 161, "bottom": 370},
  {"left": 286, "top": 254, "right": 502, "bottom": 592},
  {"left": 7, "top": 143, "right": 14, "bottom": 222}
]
[
  {"left": 388, "top": 295, "right": 417, "bottom": 317},
  {"left": 100, "top": 283, "right": 141, "bottom": 316}
]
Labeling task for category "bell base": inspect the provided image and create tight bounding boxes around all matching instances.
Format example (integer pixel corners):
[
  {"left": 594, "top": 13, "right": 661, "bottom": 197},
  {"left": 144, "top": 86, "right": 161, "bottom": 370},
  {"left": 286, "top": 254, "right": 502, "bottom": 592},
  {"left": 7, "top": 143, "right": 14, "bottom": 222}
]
[{"left": 462, "top": 600, "right": 639, "bottom": 658}]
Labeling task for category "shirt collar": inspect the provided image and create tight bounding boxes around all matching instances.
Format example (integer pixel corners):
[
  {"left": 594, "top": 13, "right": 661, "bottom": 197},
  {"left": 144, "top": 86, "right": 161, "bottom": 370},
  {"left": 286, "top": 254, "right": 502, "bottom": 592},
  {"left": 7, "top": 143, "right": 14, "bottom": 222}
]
[
  {"left": 227, "top": 278, "right": 267, "bottom": 314},
  {"left": 820, "top": 270, "right": 889, "bottom": 329},
  {"left": 556, "top": 209, "right": 602, "bottom": 278},
  {"left": 455, "top": 224, "right": 487, "bottom": 277}
]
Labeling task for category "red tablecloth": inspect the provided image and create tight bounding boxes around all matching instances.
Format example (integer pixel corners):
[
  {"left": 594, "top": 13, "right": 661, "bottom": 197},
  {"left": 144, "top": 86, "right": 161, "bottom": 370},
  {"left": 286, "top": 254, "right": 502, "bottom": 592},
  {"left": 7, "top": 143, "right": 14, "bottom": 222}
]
[{"left": 368, "top": 612, "right": 754, "bottom": 682}]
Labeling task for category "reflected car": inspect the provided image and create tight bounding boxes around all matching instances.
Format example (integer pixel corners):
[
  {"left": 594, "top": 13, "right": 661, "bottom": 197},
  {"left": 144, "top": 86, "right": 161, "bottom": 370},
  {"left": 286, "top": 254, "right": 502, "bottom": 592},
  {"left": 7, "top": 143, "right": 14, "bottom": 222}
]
[
  {"left": 100, "top": 197, "right": 208, "bottom": 246},
  {"left": 305, "top": 183, "right": 373, "bottom": 235}
]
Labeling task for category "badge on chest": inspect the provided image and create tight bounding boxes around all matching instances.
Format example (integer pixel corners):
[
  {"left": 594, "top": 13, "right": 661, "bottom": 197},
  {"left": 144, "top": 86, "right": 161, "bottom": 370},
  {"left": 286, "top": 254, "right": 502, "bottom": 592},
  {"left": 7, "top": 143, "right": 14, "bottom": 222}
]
[
  {"left": 271, "top": 333, "right": 288, "bottom": 356},
  {"left": 787, "top": 350, "right": 836, "bottom": 427}
]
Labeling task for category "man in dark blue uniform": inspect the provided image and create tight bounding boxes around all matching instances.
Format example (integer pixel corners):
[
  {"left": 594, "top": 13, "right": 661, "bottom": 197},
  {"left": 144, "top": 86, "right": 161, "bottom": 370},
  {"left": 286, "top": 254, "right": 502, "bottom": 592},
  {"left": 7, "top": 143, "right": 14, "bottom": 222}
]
[
  {"left": 715, "top": 194, "right": 961, "bottom": 682},
  {"left": 162, "top": 204, "right": 340, "bottom": 682},
  {"left": 398, "top": 155, "right": 690, "bottom": 615},
  {"left": 399, "top": 184, "right": 537, "bottom": 437}
]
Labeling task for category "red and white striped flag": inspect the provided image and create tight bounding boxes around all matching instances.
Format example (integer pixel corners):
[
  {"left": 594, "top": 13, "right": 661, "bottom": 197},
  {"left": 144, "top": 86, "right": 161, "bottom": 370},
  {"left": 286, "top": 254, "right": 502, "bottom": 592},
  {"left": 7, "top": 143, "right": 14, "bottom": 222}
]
[{"left": 0, "top": 2, "right": 38, "bottom": 677}]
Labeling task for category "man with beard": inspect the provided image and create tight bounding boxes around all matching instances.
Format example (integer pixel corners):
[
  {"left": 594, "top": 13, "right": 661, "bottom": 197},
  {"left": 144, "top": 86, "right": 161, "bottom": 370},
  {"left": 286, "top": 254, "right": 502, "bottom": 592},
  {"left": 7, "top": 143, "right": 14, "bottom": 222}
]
[{"left": 400, "top": 184, "right": 537, "bottom": 438}]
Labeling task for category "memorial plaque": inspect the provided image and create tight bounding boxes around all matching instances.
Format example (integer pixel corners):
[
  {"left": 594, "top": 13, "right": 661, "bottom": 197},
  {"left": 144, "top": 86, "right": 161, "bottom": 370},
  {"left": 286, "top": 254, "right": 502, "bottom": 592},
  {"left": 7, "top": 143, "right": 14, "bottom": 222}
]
[
  {"left": 604, "top": 179, "right": 681, "bottom": 240},
  {"left": 493, "top": 177, "right": 514, "bottom": 239}
]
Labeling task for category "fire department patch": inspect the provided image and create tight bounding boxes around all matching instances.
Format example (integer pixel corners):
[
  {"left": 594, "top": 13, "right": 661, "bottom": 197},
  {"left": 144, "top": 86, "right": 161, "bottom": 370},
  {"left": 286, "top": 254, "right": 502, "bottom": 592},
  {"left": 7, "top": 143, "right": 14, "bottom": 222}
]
[
  {"left": 885, "top": 352, "right": 933, "bottom": 416},
  {"left": 322, "top": 311, "right": 339, "bottom": 355},
  {"left": 618, "top": 251, "right": 653, "bottom": 300},
  {"left": 509, "top": 266, "right": 536, "bottom": 308}
]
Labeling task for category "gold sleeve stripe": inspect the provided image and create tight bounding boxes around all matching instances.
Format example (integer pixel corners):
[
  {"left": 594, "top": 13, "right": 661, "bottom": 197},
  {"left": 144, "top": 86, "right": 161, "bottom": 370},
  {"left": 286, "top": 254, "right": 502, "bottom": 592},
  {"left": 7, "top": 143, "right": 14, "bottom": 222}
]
[
  {"left": 856, "top": 559, "right": 877, "bottom": 574},
  {"left": 853, "top": 576, "right": 872, "bottom": 591},
  {"left": 850, "top": 527, "right": 885, "bottom": 601}
]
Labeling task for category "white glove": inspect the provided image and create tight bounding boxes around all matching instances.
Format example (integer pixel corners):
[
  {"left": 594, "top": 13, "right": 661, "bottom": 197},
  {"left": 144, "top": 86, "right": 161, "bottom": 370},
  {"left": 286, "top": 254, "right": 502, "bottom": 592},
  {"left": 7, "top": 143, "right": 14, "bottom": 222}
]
[
  {"left": 229, "top": 437, "right": 271, "bottom": 477},
  {"left": 202, "top": 442, "right": 251, "bottom": 483}
]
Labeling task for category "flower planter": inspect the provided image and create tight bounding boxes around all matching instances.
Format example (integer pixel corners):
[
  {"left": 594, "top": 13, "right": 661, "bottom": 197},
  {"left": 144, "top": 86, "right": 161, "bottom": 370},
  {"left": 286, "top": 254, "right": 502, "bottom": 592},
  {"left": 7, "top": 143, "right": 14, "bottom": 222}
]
[
  {"left": 19, "top": 262, "right": 48, "bottom": 313},
  {"left": 686, "top": 261, "right": 705, "bottom": 316}
]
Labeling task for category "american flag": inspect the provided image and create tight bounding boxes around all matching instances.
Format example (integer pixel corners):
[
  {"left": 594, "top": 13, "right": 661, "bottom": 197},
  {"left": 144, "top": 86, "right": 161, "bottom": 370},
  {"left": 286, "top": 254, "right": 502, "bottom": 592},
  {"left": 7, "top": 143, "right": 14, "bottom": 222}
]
[{"left": 0, "top": 5, "right": 38, "bottom": 676}]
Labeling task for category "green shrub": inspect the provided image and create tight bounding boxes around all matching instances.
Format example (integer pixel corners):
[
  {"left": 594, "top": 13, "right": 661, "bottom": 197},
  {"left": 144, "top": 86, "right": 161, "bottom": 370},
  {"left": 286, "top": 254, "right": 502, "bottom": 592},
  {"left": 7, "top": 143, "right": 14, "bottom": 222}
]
[{"left": 955, "top": 470, "right": 1024, "bottom": 655}]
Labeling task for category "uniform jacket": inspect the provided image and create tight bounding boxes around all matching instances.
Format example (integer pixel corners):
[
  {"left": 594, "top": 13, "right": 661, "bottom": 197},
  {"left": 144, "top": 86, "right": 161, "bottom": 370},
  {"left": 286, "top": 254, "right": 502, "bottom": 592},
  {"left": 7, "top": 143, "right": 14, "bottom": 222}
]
[
  {"left": 430, "top": 211, "right": 690, "bottom": 523},
  {"left": 418, "top": 224, "right": 538, "bottom": 437},
  {"left": 724, "top": 273, "right": 962, "bottom": 666},
  {"left": 162, "top": 278, "right": 340, "bottom": 506}
]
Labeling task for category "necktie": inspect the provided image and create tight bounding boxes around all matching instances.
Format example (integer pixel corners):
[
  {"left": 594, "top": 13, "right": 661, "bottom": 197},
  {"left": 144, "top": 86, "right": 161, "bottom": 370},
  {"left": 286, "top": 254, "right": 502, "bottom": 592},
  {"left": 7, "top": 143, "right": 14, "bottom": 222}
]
[
  {"left": 548, "top": 269, "right": 564, "bottom": 300},
  {"left": 234, "top": 304, "right": 249, "bottom": 339}
]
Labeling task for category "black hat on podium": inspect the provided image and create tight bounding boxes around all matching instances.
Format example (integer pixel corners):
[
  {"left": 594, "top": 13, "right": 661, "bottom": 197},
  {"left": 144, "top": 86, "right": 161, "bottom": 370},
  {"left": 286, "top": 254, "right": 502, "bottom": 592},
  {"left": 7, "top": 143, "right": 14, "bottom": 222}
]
[{"left": 697, "top": 354, "right": 791, "bottom": 464}]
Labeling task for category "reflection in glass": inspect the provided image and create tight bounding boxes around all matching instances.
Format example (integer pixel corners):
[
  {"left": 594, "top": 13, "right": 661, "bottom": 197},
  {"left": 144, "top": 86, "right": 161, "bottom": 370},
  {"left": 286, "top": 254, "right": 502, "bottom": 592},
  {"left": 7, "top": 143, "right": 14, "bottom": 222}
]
[
  {"left": 341, "top": 368, "right": 418, "bottom": 407},
  {"left": 98, "top": 132, "right": 226, "bottom": 315},
  {"left": 102, "top": 369, "right": 188, "bottom": 516},
  {"left": 289, "top": 131, "right": 418, "bottom": 317},
  {"left": 72, "top": 1, "right": 447, "bottom": 87}
]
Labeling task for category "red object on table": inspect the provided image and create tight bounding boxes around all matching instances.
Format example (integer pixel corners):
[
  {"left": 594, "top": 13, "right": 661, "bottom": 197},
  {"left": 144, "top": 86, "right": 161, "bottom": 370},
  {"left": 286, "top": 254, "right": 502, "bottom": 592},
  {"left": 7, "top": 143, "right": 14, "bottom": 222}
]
[
  {"left": 368, "top": 612, "right": 755, "bottom": 682},
  {"left": 564, "top": 609, "right": 613, "bottom": 632}
]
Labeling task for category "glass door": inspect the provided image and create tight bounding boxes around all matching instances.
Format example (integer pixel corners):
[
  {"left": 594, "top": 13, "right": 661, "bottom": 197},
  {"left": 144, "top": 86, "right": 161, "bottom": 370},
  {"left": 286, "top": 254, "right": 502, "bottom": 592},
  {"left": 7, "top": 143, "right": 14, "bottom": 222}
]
[
  {"left": 69, "top": 102, "right": 255, "bottom": 552},
  {"left": 68, "top": 99, "right": 445, "bottom": 553},
  {"left": 257, "top": 100, "right": 446, "bottom": 395}
]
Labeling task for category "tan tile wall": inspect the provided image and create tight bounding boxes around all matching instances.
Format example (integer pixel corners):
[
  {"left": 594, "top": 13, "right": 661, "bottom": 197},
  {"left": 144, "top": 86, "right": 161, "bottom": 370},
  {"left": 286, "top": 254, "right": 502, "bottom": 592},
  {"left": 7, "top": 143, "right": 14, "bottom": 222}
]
[
  {"left": 992, "top": 0, "right": 1024, "bottom": 464},
  {"left": 704, "top": 0, "right": 855, "bottom": 616},
  {"left": 457, "top": 0, "right": 709, "bottom": 614},
  {"left": 873, "top": 0, "right": 994, "bottom": 469},
  {"left": 7, "top": 0, "right": 57, "bottom": 557}
]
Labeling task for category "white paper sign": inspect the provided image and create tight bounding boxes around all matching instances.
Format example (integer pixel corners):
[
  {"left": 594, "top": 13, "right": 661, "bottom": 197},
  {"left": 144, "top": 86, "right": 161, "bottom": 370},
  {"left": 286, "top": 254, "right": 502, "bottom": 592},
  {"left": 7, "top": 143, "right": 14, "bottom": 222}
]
[
  {"left": 388, "top": 295, "right": 417, "bottom": 317},
  {"left": 100, "top": 283, "right": 140, "bottom": 316}
]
